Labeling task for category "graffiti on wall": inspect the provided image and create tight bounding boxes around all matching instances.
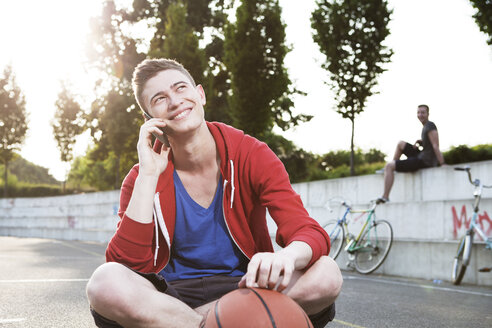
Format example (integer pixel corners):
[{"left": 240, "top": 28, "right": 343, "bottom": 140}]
[{"left": 451, "top": 205, "right": 491, "bottom": 240}]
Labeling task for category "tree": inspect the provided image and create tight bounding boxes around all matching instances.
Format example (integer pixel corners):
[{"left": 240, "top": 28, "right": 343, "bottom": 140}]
[
  {"left": 0, "top": 65, "right": 28, "bottom": 197},
  {"left": 469, "top": 0, "right": 492, "bottom": 45},
  {"left": 129, "top": 0, "right": 234, "bottom": 124},
  {"left": 85, "top": 1, "right": 146, "bottom": 189},
  {"left": 89, "top": 85, "right": 141, "bottom": 189},
  {"left": 86, "top": 1, "right": 145, "bottom": 86},
  {"left": 224, "top": 0, "right": 311, "bottom": 139},
  {"left": 311, "top": 0, "right": 393, "bottom": 175},
  {"left": 52, "top": 82, "right": 85, "bottom": 191},
  {"left": 263, "top": 132, "right": 318, "bottom": 183},
  {"left": 149, "top": 0, "right": 207, "bottom": 84}
]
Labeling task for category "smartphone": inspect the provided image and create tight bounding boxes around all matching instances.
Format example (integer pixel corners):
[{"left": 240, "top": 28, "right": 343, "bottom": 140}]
[{"left": 142, "top": 111, "right": 170, "bottom": 147}]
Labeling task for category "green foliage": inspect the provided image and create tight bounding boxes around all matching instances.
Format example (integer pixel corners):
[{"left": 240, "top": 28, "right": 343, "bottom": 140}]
[
  {"left": 311, "top": 0, "right": 393, "bottom": 175},
  {"left": 0, "top": 182, "right": 65, "bottom": 198},
  {"left": 7, "top": 156, "right": 59, "bottom": 185},
  {"left": 67, "top": 144, "right": 138, "bottom": 191},
  {"left": 319, "top": 148, "right": 385, "bottom": 171},
  {"left": 315, "top": 161, "right": 384, "bottom": 180},
  {"left": 149, "top": 1, "right": 206, "bottom": 84},
  {"left": 263, "top": 133, "right": 386, "bottom": 183},
  {"left": 469, "top": 0, "right": 492, "bottom": 45},
  {"left": 52, "top": 81, "right": 85, "bottom": 164},
  {"left": 0, "top": 167, "right": 19, "bottom": 186},
  {"left": 85, "top": 1, "right": 149, "bottom": 189},
  {"left": 443, "top": 144, "right": 492, "bottom": 164},
  {"left": 87, "top": 85, "right": 141, "bottom": 189},
  {"left": 263, "top": 133, "right": 318, "bottom": 183},
  {"left": 131, "top": 0, "right": 234, "bottom": 124},
  {"left": 86, "top": 1, "right": 146, "bottom": 85},
  {"left": 0, "top": 155, "right": 74, "bottom": 198},
  {"left": 0, "top": 65, "right": 28, "bottom": 156},
  {"left": 225, "top": 0, "right": 311, "bottom": 139}
]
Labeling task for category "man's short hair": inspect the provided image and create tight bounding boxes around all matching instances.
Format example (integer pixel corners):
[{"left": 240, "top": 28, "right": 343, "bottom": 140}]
[
  {"left": 132, "top": 58, "right": 196, "bottom": 112},
  {"left": 418, "top": 104, "right": 429, "bottom": 114}
]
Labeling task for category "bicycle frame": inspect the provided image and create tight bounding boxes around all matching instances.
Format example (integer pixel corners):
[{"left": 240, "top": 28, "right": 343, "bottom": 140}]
[
  {"left": 459, "top": 167, "right": 492, "bottom": 247},
  {"left": 336, "top": 202, "right": 378, "bottom": 253},
  {"left": 467, "top": 210, "right": 492, "bottom": 248}
]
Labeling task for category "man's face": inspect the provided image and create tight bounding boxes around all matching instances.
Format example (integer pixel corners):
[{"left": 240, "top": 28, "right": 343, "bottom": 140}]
[
  {"left": 142, "top": 69, "right": 206, "bottom": 134},
  {"left": 417, "top": 106, "right": 429, "bottom": 124}
]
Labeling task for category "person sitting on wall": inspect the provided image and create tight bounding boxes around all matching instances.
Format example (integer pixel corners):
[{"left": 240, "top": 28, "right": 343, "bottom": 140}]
[{"left": 377, "top": 104, "right": 445, "bottom": 204}]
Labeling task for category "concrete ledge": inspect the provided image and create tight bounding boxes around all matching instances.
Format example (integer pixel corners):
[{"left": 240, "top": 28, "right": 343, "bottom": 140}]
[{"left": 332, "top": 239, "right": 492, "bottom": 286}]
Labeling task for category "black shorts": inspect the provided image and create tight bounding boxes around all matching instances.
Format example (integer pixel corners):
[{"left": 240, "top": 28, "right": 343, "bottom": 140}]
[
  {"left": 90, "top": 271, "right": 335, "bottom": 328},
  {"left": 395, "top": 142, "right": 428, "bottom": 172}
]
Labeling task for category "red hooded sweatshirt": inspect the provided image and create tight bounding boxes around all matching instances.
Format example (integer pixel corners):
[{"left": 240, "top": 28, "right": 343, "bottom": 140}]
[{"left": 106, "top": 122, "right": 330, "bottom": 273}]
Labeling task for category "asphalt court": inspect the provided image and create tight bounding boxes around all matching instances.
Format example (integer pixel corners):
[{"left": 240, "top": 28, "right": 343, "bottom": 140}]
[
  {"left": 1, "top": 236, "right": 491, "bottom": 328},
  {"left": 0, "top": 236, "right": 106, "bottom": 327}
]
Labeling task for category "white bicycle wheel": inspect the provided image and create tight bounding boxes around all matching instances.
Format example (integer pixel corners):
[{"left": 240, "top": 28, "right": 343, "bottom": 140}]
[{"left": 324, "top": 220, "right": 344, "bottom": 259}]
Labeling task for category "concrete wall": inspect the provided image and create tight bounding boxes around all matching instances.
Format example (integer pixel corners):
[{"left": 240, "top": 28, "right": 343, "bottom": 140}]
[
  {"left": 0, "top": 190, "right": 120, "bottom": 243},
  {"left": 1, "top": 161, "right": 491, "bottom": 285}
]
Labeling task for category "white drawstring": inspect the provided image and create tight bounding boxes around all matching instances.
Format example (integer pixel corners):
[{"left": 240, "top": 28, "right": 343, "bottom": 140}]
[
  {"left": 229, "top": 160, "right": 235, "bottom": 208},
  {"left": 153, "top": 204, "right": 159, "bottom": 267},
  {"left": 153, "top": 192, "right": 171, "bottom": 267}
]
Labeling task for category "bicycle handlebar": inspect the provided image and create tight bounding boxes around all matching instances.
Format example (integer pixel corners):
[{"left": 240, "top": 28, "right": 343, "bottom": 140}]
[
  {"left": 454, "top": 166, "right": 492, "bottom": 188},
  {"left": 340, "top": 200, "right": 378, "bottom": 212}
]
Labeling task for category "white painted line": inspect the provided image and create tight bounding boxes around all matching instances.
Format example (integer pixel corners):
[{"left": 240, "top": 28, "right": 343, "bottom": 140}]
[
  {"left": 0, "top": 318, "right": 26, "bottom": 323},
  {"left": 344, "top": 275, "right": 492, "bottom": 297},
  {"left": 0, "top": 279, "right": 88, "bottom": 283},
  {"left": 333, "top": 318, "right": 367, "bottom": 328}
]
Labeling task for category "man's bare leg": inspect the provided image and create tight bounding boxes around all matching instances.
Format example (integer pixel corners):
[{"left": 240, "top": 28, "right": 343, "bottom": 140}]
[
  {"left": 86, "top": 262, "right": 202, "bottom": 328},
  {"left": 393, "top": 140, "right": 407, "bottom": 161},
  {"left": 282, "top": 256, "right": 342, "bottom": 315},
  {"left": 382, "top": 161, "right": 396, "bottom": 200}
]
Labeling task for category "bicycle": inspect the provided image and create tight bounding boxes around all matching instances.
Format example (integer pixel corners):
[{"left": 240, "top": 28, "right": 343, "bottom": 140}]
[
  {"left": 451, "top": 166, "right": 492, "bottom": 285},
  {"left": 323, "top": 199, "right": 393, "bottom": 274}
]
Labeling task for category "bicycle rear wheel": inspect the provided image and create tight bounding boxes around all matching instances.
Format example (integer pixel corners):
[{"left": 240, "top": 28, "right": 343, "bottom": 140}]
[
  {"left": 354, "top": 220, "right": 393, "bottom": 274},
  {"left": 324, "top": 220, "right": 344, "bottom": 260},
  {"left": 452, "top": 231, "right": 473, "bottom": 285}
]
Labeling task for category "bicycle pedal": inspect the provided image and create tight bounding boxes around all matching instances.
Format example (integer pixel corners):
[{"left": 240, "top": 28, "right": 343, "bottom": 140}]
[{"left": 478, "top": 267, "right": 491, "bottom": 272}]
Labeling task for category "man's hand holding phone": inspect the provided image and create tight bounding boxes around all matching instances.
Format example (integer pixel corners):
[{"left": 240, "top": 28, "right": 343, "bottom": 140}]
[
  {"left": 143, "top": 111, "right": 170, "bottom": 147},
  {"left": 138, "top": 113, "right": 170, "bottom": 177}
]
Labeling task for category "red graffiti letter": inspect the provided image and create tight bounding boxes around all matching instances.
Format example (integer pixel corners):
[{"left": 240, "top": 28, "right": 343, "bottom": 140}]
[
  {"left": 478, "top": 211, "right": 492, "bottom": 239},
  {"left": 452, "top": 205, "right": 470, "bottom": 239}
]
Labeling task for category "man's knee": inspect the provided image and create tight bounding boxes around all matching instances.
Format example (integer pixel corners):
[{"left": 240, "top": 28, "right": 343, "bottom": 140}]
[
  {"left": 294, "top": 256, "right": 342, "bottom": 304},
  {"left": 385, "top": 161, "right": 396, "bottom": 171},
  {"left": 312, "top": 256, "right": 343, "bottom": 300},
  {"left": 86, "top": 262, "right": 133, "bottom": 315},
  {"left": 397, "top": 140, "right": 407, "bottom": 149}
]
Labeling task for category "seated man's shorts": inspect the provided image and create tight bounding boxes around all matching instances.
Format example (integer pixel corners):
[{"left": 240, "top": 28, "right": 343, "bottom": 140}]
[
  {"left": 395, "top": 142, "right": 428, "bottom": 172},
  {"left": 90, "top": 270, "right": 335, "bottom": 328}
]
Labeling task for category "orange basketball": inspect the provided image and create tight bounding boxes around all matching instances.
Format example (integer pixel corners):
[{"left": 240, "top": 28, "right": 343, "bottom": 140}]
[{"left": 204, "top": 287, "right": 313, "bottom": 328}]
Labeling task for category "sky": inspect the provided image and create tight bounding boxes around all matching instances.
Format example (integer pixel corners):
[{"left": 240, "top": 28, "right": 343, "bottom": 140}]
[{"left": 0, "top": 0, "right": 491, "bottom": 181}]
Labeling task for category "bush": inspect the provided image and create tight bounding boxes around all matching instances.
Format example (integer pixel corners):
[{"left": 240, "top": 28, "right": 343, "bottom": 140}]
[
  {"left": 444, "top": 144, "right": 492, "bottom": 164},
  {"left": 0, "top": 181, "right": 87, "bottom": 198}
]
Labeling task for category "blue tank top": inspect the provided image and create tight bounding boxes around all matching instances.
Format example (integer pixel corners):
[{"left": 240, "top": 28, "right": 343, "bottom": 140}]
[{"left": 159, "top": 170, "right": 247, "bottom": 281}]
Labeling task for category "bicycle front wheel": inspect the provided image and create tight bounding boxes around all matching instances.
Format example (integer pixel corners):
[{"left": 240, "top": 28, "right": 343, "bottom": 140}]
[
  {"left": 354, "top": 220, "right": 393, "bottom": 274},
  {"left": 324, "top": 220, "right": 344, "bottom": 260},
  {"left": 452, "top": 232, "right": 473, "bottom": 285}
]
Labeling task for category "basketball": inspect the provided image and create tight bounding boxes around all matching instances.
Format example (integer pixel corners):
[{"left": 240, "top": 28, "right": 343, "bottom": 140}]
[{"left": 204, "top": 287, "right": 313, "bottom": 328}]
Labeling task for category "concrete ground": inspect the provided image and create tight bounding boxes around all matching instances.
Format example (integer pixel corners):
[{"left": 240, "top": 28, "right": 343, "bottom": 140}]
[{"left": 1, "top": 236, "right": 491, "bottom": 328}]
